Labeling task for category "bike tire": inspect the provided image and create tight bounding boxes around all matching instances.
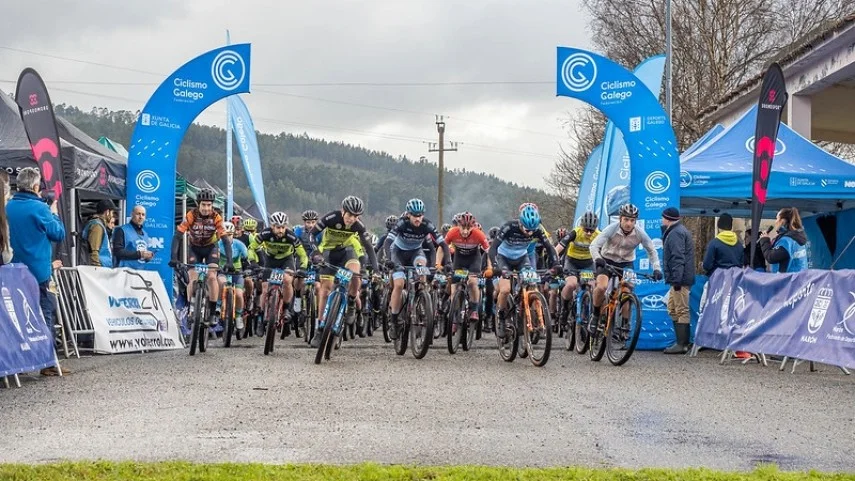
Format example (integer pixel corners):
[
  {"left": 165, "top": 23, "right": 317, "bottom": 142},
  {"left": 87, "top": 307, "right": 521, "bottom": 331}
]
[
  {"left": 575, "top": 290, "right": 592, "bottom": 354},
  {"left": 497, "top": 321, "right": 518, "bottom": 362},
  {"left": 562, "top": 297, "right": 574, "bottom": 352},
  {"left": 411, "top": 290, "right": 434, "bottom": 359},
  {"left": 189, "top": 285, "right": 204, "bottom": 356},
  {"left": 447, "top": 291, "right": 465, "bottom": 354},
  {"left": 394, "top": 308, "right": 410, "bottom": 357},
  {"left": 589, "top": 308, "right": 607, "bottom": 362},
  {"left": 606, "top": 293, "right": 643, "bottom": 366},
  {"left": 264, "top": 289, "right": 280, "bottom": 356},
  {"left": 304, "top": 288, "right": 316, "bottom": 344},
  {"left": 524, "top": 291, "right": 552, "bottom": 367},
  {"left": 223, "top": 288, "right": 235, "bottom": 348}
]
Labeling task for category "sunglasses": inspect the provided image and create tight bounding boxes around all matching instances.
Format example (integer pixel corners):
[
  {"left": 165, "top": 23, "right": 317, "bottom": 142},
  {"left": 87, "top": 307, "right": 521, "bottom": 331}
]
[
  {"left": 410, "top": 213, "right": 424, "bottom": 218},
  {"left": 584, "top": 228, "right": 595, "bottom": 234}
]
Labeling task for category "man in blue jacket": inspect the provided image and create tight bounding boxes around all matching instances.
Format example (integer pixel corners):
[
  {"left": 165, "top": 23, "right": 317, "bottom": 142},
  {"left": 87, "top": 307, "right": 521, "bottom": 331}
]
[{"left": 7, "top": 167, "right": 67, "bottom": 375}]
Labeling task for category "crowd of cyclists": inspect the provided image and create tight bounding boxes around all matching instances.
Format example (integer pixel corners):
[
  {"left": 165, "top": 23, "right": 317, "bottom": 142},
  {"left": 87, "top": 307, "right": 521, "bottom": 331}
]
[{"left": 168, "top": 188, "right": 663, "bottom": 365}]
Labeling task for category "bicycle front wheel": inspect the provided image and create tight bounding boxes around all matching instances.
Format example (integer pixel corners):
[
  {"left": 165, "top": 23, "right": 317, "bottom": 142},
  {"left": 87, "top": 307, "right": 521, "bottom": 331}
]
[
  {"left": 447, "top": 290, "right": 465, "bottom": 354},
  {"left": 410, "top": 290, "right": 434, "bottom": 359},
  {"left": 523, "top": 291, "right": 552, "bottom": 367},
  {"left": 222, "top": 288, "right": 235, "bottom": 348},
  {"left": 189, "top": 284, "right": 205, "bottom": 356},
  {"left": 264, "top": 289, "right": 280, "bottom": 355},
  {"left": 575, "top": 290, "right": 592, "bottom": 354},
  {"left": 315, "top": 292, "right": 342, "bottom": 364},
  {"left": 606, "top": 292, "right": 643, "bottom": 366}
]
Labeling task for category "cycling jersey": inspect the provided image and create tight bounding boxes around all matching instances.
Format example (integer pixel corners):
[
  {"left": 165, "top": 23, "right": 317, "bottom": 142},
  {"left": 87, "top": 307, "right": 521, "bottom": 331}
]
[
  {"left": 218, "top": 238, "right": 248, "bottom": 270},
  {"left": 293, "top": 225, "right": 320, "bottom": 255},
  {"left": 492, "top": 220, "right": 557, "bottom": 265},
  {"left": 589, "top": 221, "right": 660, "bottom": 270},
  {"left": 249, "top": 228, "right": 308, "bottom": 268},
  {"left": 559, "top": 227, "right": 600, "bottom": 261},
  {"left": 444, "top": 226, "right": 489, "bottom": 257},
  {"left": 177, "top": 209, "right": 227, "bottom": 247},
  {"left": 311, "top": 210, "right": 378, "bottom": 271},
  {"left": 390, "top": 215, "right": 444, "bottom": 251},
  {"left": 236, "top": 232, "right": 259, "bottom": 264}
]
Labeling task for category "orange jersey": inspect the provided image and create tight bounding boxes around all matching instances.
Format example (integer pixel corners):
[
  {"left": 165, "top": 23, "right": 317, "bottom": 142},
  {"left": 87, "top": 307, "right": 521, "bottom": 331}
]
[
  {"left": 444, "top": 227, "right": 489, "bottom": 256},
  {"left": 177, "top": 209, "right": 227, "bottom": 247}
]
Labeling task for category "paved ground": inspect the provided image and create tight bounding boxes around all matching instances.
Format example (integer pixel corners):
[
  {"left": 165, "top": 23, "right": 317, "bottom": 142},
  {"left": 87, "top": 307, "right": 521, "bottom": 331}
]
[{"left": 1, "top": 331, "right": 852, "bottom": 471}]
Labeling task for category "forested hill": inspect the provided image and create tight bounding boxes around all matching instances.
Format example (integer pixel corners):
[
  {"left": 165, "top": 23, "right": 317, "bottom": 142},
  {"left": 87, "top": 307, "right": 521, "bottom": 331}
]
[{"left": 54, "top": 105, "right": 558, "bottom": 231}]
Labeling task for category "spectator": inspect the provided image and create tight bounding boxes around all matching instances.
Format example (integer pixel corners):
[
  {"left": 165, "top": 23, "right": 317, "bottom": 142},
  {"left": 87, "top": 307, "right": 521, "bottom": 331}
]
[
  {"left": 660, "top": 207, "right": 695, "bottom": 355},
  {"left": 0, "top": 171, "right": 11, "bottom": 264},
  {"left": 82, "top": 199, "right": 116, "bottom": 267},
  {"left": 112, "top": 205, "right": 154, "bottom": 269},
  {"left": 743, "top": 228, "right": 768, "bottom": 271},
  {"left": 759, "top": 207, "right": 808, "bottom": 273},
  {"left": 6, "top": 167, "right": 67, "bottom": 376},
  {"left": 702, "top": 213, "right": 743, "bottom": 278}
]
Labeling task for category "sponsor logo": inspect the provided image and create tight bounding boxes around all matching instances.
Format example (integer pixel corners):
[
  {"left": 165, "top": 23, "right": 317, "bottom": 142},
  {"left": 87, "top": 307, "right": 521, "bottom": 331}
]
[
  {"left": 629, "top": 116, "right": 641, "bottom": 132},
  {"left": 808, "top": 287, "right": 833, "bottom": 334},
  {"left": 845, "top": 180, "right": 855, "bottom": 188},
  {"left": 619, "top": 152, "right": 630, "bottom": 180},
  {"left": 560, "top": 53, "right": 597, "bottom": 92},
  {"left": 645, "top": 171, "right": 671, "bottom": 195},
  {"left": 789, "top": 177, "right": 815, "bottom": 187},
  {"left": 109, "top": 296, "right": 144, "bottom": 309},
  {"left": 745, "top": 136, "right": 786, "bottom": 156},
  {"left": 99, "top": 166, "right": 107, "bottom": 186},
  {"left": 680, "top": 170, "right": 692, "bottom": 188},
  {"left": 149, "top": 237, "right": 165, "bottom": 250},
  {"left": 651, "top": 238, "right": 663, "bottom": 250},
  {"left": 136, "top": 170, "right": 160, "bottom": 194},
  {"left": 211, "top": 50, "right": 246, "bottom": 91},
  {"left": 840, "top": 292, "right": 855, "bottom": 335},
  {"left": 28, "top": 93, "right": 38, "bottom": 106},
  {"left": 641, "top": 294, "right": 665, "bottom": 309},
  {"left": 107, "top": 271, "right": 170, "bottom": 333},
  {"left": 140, "top": 113, "right": 151, "bottom": 126}
]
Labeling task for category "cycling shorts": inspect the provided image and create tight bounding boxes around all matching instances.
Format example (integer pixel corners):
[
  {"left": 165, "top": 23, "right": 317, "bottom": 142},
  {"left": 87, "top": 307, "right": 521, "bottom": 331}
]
[
  {"left": 263, "top": 256, "right": 296, "bottom": 281},
  {"left": 218, "top": 273, "right": 245, "bottom": 287},
  {"left": 391, "top": 245, "right": 427, "bottom": 280},
  {"left": 563, "top": 257, "right": 593, "bottom": 276},
  {"left": 597, "top": 257, "right": 633, "bottom": 277},
  {"left": 321, "top": 246, "right": 360, "bottom": 279},
  {"left": 496, "top": 254, "right": 531, "bottom": 275},
  {"left": 189, "top": 244, "right": 220, "bottom": 265},
  {"left": 452, "top": 251, "right": 482, "bottom": 274}
]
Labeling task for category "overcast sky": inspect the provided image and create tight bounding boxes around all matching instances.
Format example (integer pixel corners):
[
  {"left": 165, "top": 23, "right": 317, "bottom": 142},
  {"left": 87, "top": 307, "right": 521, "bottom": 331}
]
[{"left": 0, "top": 0, "right": 592, "bottom": 189}]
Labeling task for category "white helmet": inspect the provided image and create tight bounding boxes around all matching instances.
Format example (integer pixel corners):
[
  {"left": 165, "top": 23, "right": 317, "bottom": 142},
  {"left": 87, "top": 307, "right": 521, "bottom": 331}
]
[
  {"left": 270, "top": 211, "right": 288, "bottom": 226},
  {"left": 223, "top": 222, "right": 236, "bottom": 234}
]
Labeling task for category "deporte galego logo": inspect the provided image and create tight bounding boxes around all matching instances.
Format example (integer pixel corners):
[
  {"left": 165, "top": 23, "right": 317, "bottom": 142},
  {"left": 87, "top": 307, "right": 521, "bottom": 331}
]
[
  {"left": 211, "top": 50, "right": 246, "bottom": 91},
  {"left": 561, "top": 53, "right": 597, "bottom": 92}
]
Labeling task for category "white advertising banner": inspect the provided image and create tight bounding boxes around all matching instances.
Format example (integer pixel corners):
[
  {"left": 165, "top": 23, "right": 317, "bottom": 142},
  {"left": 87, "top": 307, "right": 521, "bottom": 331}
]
[{"left": 75, "top": 266, "right": 184, "bottom": 354}]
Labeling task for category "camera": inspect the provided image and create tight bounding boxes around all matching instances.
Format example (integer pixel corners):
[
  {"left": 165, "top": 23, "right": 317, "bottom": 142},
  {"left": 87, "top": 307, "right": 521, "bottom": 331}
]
[{"left": 40, "top": 190, "right": 56, "bottom": 206}]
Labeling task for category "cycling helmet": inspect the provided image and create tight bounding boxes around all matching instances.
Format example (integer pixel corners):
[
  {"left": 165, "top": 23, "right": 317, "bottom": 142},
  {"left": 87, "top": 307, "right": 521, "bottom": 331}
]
[
  {"left": 519, "top": 204, "right": 541, "bottom": 231},
  {"left": 518, "top": 202, "right": 538, "bottom": 213},
  {"left": 458, "top": 211, "right": 476, "bottom": 228},
  {"left": 342, "top": 195, "right": 364, "bottom": 215},
  {"left": 488, "top": 226, "right": 500, "bottom": 239},
  {"left": 242, "top": 218, "right": 258, "bottom": 232},
  {"left": 223, "top": 222, "right": 236, "bottom": 234},
  {"left": 474, "top": 222, "right": 482, "bottom": 231},
  {"left": 302, "top": 209, "right": 319, "bottom": 221},
  {"left": 556, "top": 227, "right": 568, "bottom": 239},
  {"left": 385, "top": 215, "right": 399, "bottom": 230},
  {"left": 406, "top": 198, "right": 425, "bottom": 215},
  {"left": 451, "top": 213, "right": 460, "bottom": 226},
  {"left": 580, "top": 211, "right": 599, "bottom": 230},
  {"left": 440, "top": 223, "right": 451, "bottom": 234},
  {"left": 198, "top": 189, "right": 216, "bottom": 203},
  {"left": 230, "top": 215, "right": 242, "bottom": 227},
  {"left": 618, "top": 203, "right": 639, "bottom": 219},
  {"left": 270, "top": 211, "right": 288, "bottom": 226}
]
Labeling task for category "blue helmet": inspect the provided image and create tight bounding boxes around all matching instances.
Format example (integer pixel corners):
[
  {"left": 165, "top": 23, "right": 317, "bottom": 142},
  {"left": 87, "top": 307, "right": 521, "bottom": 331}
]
[
  {"left": 406, "top": 198, "right": 425, "bottom": 215},
  {"left": 519, "top": 204, "right": 541, "bottom": 231}
]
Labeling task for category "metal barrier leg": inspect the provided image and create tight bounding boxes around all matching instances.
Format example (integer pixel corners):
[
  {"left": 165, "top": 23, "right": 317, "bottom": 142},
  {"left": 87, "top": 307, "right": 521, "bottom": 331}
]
[
  {"left": 810, "top": 361, "right": 816, "bottom": 372},
  {"left": 56, "top": 299, "right": 80, "bottom": 359},
  {"left": 760, "top": 353, "right": 768, "bottom": 367},
  {"left": 780, "top": 356, "right": 789, "bottom": 371},
  {"left": 840, "top": 366, "right": 851, "bottom": 375},
  {"left": 720, "top": 349, "right": 730, "bottom": 364},
  {"left": 2, "top": 376, "right": 8, "bottom": 389}
]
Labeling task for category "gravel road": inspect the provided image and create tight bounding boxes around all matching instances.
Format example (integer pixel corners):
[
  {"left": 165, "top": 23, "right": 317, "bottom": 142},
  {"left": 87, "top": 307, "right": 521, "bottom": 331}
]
[{"left": 1, "top": 331, "right": 852, "bottom": 471}]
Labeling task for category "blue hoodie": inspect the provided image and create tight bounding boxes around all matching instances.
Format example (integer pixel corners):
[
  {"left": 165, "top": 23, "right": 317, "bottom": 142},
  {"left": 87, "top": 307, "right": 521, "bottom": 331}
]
[{"left": 7, "top": 191, "right": 66, "bottom": 283}]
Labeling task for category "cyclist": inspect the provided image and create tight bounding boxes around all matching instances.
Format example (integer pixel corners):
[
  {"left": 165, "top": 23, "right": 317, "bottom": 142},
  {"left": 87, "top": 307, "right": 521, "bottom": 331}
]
[
  {"left": 382, "top": 198, "right": 451, "bottom": 339},
  {"left": 239, "top": 218, "right": 261, "bottom": 311},
  {"left": 249, "top": 212, "right": 308, "bottom": 329},
  {"left": 489, "top": 204, "right": 559, "bottom": 339},
  {"left": 169, "top": 189, "right": 233, "bottom": 325},
  {"left": 440, "top": 223, "right": 452, "bottom": 236},
  {"left": 588, "top": 203, "right": 663, "bottom": 323},
  {"left": 218, "top": 222, "right": 249, "bottom": 331},
  {"left": 555, "top": 212, "right": 600, "bottom": 325},
  {"left": 374, "top": 215, "right": 399, "bottom": 262},
  {"left": 230, "top": 215, "right": 242, "bottom": 230},
  {"left": 554, "top": 227, "right": 568, "bottom": 247},
  {"left": 294, "top": 210, "right": 320, "bottom": 257},
  {"left": 309, "top": 196, "right": 379, "bottom": 348},
  {"left": 437, "top": 211, "right": 490, "bottom": 321}
]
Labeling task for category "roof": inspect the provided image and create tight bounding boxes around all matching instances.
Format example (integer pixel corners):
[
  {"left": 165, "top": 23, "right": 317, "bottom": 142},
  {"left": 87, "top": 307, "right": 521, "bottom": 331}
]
[{"left": 698, "top": 13, "right": 855, "bottom": 120}]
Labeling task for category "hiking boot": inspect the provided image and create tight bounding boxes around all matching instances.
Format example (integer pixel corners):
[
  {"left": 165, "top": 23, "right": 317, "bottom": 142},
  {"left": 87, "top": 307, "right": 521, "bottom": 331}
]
[
  {"left": 310, "top": 327, "right": 324, "bottom": 348},
  {"left": 664, "top": 322, "right": 690, "bottom": 354}
]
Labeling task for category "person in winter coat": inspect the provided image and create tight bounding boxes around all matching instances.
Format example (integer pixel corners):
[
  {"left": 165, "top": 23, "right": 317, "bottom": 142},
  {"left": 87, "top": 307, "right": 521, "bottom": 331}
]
[
  {"left": 743, "top": 228, "right": 768, "bottom": 271},
  {"left": 702, "top": 213, "right": 743, "bottom": 278},
  {"left": 759, "top": 207, "right": 808, "bottom": 273},
  {"left": 82, "top": 199, "right": 116, "bottom": 267},
  {"left": 660, "top": 207, "right": 695, "bottom": 355}
]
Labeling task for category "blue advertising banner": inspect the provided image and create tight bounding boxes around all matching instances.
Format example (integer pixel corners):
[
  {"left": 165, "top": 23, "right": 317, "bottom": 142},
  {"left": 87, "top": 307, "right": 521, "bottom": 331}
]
[
  {"left": 573, "top": 144, "right": 603, "bottom": 225},
  {"left": 696, "top": 268, "right": 855, "bottom": 368},
  {"left": 0, "top": 264, "right": 55, "bottom": 376},
  {"left": 228, "top": 95, "right": 269, "bottom": 225},
  {"left": 597, "top": 55, "right": 667, "bottom": 231},
  {"left": 634, "top": 280, "right": 672, "bottom": 350},
  {"left": 556, "top": 48, "right": 679, "bottom": 277},
  {"left": 125, "top": 44, "right": 251, "bottom": 296}
]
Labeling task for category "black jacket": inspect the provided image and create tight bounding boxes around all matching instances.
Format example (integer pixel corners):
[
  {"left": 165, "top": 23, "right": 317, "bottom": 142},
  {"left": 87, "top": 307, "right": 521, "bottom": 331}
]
[
  {"left": 662, "top": 221, "right": 695, "bottom": 287},
  {"left": 758, "top": 229, "right": 808, "bottom": 273},
  {"left": 702, "top": 231, "right": 743, "bottom": 277}
]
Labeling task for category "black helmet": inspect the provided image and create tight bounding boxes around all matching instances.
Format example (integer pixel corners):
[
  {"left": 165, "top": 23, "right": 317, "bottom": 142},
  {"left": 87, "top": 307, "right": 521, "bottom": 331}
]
[
  {"left": 488, "top": 226, "right": 500, "bottom": 239},
  {"left": 440, "top": 223, "right": 451, "bottom": 234},
  {"left": 341, "top": 195, "right": 364, "bottom": 216},
  {"left": 385, "top": 215, "right": 398, "bottom": 230},
  {"left": 618, "top": 203, "right": 639, "bottom": 219},
  {"left": 198, "top": 189, "right": 216, "bottom": 203},
  {"left": 302, "top": 209, "right": 319, "bottom": 221},
  {"left": 580, "top": 211, "right": 599, "bottom": 230}
]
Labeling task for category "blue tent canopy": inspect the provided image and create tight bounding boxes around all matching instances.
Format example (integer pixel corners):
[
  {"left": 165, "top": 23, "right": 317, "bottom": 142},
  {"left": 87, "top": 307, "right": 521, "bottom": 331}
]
[
  {"left": 681, "top": 124, "right": 723, "bottom": 158},
  {"left": 608, "top": 106, "right": 855, "bottom": 218}
]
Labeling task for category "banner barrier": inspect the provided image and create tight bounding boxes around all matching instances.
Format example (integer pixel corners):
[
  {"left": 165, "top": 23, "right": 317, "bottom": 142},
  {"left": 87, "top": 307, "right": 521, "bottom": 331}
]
[
  {"left": 74, "top": 266, "right": 183, "bottom": 354},
  {"left": 696, "top": 268, "right": 855, "bottom": 368},
  {"left": 0, "top": 264, "right": 56, "bottom": 377}
]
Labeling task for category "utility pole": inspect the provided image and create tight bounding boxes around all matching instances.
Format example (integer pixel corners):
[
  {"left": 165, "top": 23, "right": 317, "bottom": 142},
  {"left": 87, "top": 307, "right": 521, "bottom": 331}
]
[{"left": 428, "top": 115, "right": 457, "bottom": 225}]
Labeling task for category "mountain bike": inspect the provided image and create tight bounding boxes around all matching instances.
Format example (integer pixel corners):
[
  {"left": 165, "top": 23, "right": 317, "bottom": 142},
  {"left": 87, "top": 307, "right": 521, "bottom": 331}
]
[
  {"left": 219, "top": 270, "right": 245, "bottom": 348},
  {"left": 447, "top": 269, "right": 480, "bottom": 354},
  {"left": 177, "top": 263, "right": 215, "bottom": 356},
  {"left": 392, "top": 265, "right": 435, "bottom": 359},
  {"left": 432, "top": 271, "right": 449, "bottom": 340},
  {"left": 588, "top": 265, "right": 644, "bottom": 366},
  {"left": 497, "top": 268, "right": 552, "bottom": 367},
  {"left": 560, "top": 269, "right": 595, "bottom": 354},
  {"left": 297, "top": 268, "right": 318, "bottom": 344},
  {"left": 378, "top": 273, "right": 394, "bottom": 343},
  {"left": 314, "top": 262, "right": 361, "bottom": 364},
  {"left": 263, "top": 268, "right": 291, "bottom": 356}
]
